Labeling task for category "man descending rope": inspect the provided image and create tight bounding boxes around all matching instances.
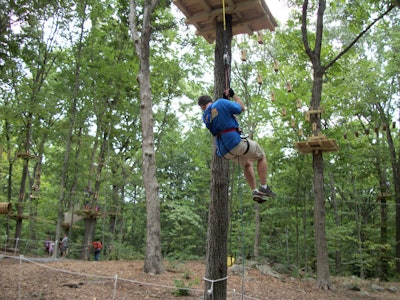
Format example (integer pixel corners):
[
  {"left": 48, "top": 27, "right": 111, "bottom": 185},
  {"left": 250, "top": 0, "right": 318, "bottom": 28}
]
[{"left": 198, "top": 88, "right": 276, "bottom": 203}]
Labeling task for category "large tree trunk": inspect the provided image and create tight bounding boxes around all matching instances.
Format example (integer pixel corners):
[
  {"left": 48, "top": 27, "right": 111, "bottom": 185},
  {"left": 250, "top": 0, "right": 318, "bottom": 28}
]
[
  {"left": 204, "top": 16, "right": 232, "bottom": 300},
  {"left": 330, "top": 174, "right": 341, "bottom": 275},
  {"left": 379, "top": 197, "right": 388, "bottom": 280},
  {"left": 129, "top": 0, "right": 164, "bottom": 274},
  {"left": 310, "top": 68, "right": 331, "bottom": 289},
  {"left": 81, "top": 217, "right": 97, "bottom": 260},
  {"left": 312, "top": 150, "right": 330, "bottom": 288},
  {"left": 15, "top": 154, "right": 29, "bottom": 245},
  {"left": 253, "top": 205, "right": 260, "bottom": 259},
  {"left": 301, "top": 0, "right": 331, "bottom": 289},
  {"left": 15, "top": 113, "right": 32, "bottom": 246}
]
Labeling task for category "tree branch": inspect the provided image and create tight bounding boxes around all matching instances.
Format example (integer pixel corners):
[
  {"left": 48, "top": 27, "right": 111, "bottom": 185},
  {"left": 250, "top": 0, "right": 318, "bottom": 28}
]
[
  {"left": 314, "top": 0, "right": 326, "bottom": 61},
  {"left": 301, "top": 0, "right": 313, "bottom": 60},
  {"left": 128, "top": 0, "right": 140, "bottom": 56},
  {"left": 323, "top": 4, "right": 396, "bottom": 72}
]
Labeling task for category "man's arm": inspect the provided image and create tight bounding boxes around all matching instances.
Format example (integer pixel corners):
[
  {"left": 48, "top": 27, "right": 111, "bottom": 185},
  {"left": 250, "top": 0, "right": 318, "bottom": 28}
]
[{"left": 232, "top": 94, "right": 245, "bottom": 112}]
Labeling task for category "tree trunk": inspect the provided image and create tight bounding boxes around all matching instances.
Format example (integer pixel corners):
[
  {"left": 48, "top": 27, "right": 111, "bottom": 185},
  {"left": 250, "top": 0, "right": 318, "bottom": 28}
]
[
  {"left": 330, "top": 174, "right": 341, "bottom": 275},
  {"left": 129, "top": 0, "right": 164, "bottom": 274},
  {"left": 5, "top": 119, "right": 13, "bottom": 245},
  {"left": 312, "top": 150, "right": 330, "bottom": 289},
  {"left": 28, "top": 135, "right": 46, "bottom": 242},
  {"left": 253, "top": 205, "right": 260, "bottom": 259},
  {"left": 15, "top": 158, "right": 29, "bottom": 245},
  {"left": 107, "top": 168, "right": 121, "bottom": 258},
  {"left": 204, "top": 16, "right": 232, "bottom": 300},
  {"left": 373, "top": 132, "right": 389, "bottom": 280},
  {"left": 380, "top": 197, "right": 388, "bottom": 280},
  {"left": 79, "top": 127, "right": 108, "bottom": 260},
  {"left": 81, "top": 217, "right": 96, "bottom": 260},
  {"left": 141, "top": 71, "right": 164, "bottom": 274},
  {"left": 15, "top": 114, "right": 32, "bottom": 246},
  {"left": 302, "top": 0, "right": 331, "bottom": 289}
]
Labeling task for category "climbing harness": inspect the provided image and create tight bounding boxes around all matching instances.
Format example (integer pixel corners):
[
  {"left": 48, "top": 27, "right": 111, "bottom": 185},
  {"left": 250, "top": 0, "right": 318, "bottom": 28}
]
[
  {"left": 216, "top": 129, "right": 250, "bottom": 158},
  {"left": 216, "top": 127, "right": 238, "bottom": 137}
]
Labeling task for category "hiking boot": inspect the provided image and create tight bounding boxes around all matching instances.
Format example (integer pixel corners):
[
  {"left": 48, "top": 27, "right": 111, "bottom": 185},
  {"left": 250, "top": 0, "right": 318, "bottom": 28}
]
[
  {"left": 258, "top": 185, "right": 276, "bottom": 198},
  {"left": 252, "top": 191, "right": 268, "bottom": 204}
]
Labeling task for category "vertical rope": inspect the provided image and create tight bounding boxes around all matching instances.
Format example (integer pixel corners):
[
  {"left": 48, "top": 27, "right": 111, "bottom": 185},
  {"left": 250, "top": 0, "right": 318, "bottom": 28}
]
[
  {"left": 222, "top": 0, "right": 226, "bottom": 30},
  {"left": 238, "top": 162, "right": 245, "bottom": 300}
]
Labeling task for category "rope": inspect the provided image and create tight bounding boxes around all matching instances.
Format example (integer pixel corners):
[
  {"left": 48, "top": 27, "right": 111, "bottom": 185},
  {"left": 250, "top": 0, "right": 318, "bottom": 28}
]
[
  {"left": 204, "top": 276, "right": 228, "bottom": 297},
  {"left": 3, "top": 254, "right": 262, "bottom": 299},
  {"left": 221, "top": 0, "right": 230, "bottom": 92},
  {"left": 224, "top": 60, "right": 230, "bottom": 90},
  {"left": 222, "top": 0, "right": 226, "bottom": 30},
  {"left": 238, "top": 161, "right": 245, "bottom": 300}
]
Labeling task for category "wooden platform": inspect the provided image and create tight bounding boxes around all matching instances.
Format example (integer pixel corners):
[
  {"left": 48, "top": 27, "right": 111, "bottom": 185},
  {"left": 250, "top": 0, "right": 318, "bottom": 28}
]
[
  {"left": 173, "top": 0, "right": 277, "bottom": 43},
  {"left": 377, "top": 193, "right": 391, "bottom": 200},
  {"left": 8, "top": 214, "right": 30, "bottom": 220},
  {"left": 74, "top": 209, "right": 103, "bottom": 218},
  {"left": 295, "top": 136, "right": 339, "bottom": 154}
]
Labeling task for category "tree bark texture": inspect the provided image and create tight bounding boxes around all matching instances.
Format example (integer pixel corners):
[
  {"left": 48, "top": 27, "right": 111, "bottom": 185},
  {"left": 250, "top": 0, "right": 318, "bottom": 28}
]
[
  {"left": 254, "top": 205, "right": 260, "bottom": 259},
  {"left": 15, "top": 111, "right": 33, "bottom": 245},
  {"left": 312, "top": 150, "right": 330, "bottom": 289},
  {"left": 204, "top": 16, "right": 232, "bottom": 300},
  {"left": 129, "top": 0, "right": 164, "bottom": 274},
  {"left": 140, "top": 33, "right": 164, "bottom": 275},
  {"left": 81, "top": 217, "right": 96, "bottom": 260}
]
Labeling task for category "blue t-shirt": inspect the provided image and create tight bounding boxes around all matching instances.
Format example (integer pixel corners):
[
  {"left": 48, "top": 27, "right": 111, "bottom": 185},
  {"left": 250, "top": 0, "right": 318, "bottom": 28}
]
[{"left": 202, "top": 98, "right": 242, "bottom": 156}]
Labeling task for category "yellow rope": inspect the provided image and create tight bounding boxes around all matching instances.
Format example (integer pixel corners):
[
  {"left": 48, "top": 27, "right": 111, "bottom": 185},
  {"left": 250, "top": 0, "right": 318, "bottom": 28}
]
[{"left": 222, "top": 0, "right": 226, "bottom": 30}]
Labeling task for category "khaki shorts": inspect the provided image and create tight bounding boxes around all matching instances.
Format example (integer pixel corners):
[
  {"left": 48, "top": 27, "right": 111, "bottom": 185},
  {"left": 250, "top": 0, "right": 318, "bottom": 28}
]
[{"left": 224, "top": 138, "right": 265, "bottom": 167}]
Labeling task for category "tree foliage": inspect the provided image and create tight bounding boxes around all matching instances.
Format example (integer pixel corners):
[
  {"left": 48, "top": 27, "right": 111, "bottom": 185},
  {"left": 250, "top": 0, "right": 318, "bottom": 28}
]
[{"left": 0, "top": 0, "right": 399, "bottom": 284}]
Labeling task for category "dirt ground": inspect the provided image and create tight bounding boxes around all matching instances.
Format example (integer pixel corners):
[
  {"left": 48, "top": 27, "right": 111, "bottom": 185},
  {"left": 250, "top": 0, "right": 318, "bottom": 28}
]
[{"left": 0, "top": 254, "right": 399, "bottom": 300}]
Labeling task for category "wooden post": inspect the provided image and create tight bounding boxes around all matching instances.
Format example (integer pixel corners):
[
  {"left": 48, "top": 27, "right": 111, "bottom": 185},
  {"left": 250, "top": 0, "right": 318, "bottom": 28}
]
[{"left": 204, "top": 15, "right": 232, "bottom": 300}]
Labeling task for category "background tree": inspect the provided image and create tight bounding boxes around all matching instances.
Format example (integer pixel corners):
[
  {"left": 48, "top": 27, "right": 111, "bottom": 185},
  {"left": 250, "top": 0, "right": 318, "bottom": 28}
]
[
  {"left": 128, "top": 0, "right": 164, "bottom": 274},
  {"left": 299, "top": 0, "right": 396, "bottom": 288}
]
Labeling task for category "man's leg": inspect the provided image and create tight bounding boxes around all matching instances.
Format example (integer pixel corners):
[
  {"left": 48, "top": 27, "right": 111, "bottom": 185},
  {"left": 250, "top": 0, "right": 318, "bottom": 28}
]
[
  {"left": 257, "top": 155, "right": 268, "bottom": 186},
  {"left": 243, "top": 161, "right": 256, "bottom": 190},
  {"left": 257, "top": 155, "right": 276, "bottom": 197}
]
